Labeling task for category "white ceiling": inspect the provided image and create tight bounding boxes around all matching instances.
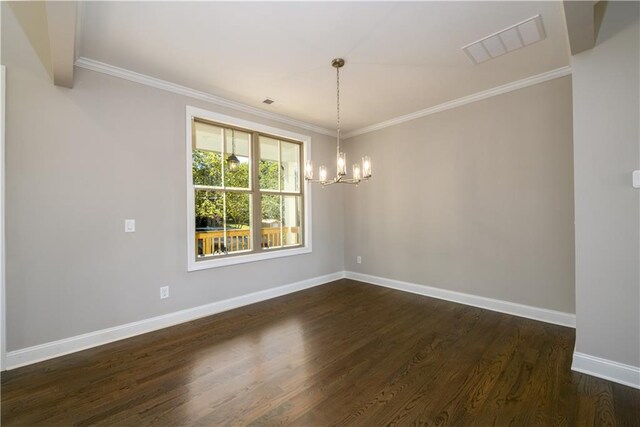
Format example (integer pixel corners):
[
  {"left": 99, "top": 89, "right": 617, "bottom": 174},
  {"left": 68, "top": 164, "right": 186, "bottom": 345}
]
[{"left": 79, "top": 1, "right": 570, "bottom": 134}]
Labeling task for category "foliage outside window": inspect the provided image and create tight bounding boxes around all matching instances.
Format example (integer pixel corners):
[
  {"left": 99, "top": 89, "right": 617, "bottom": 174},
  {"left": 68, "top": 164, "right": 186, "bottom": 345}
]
[{"left": 191, "top": 118, "right": 304, "bottom": 264}]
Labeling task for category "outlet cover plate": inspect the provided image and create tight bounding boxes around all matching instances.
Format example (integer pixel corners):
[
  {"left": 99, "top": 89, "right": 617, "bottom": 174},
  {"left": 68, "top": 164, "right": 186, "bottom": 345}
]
[{"left": 125, "top": 219, "right": 135, "bottom": 233}]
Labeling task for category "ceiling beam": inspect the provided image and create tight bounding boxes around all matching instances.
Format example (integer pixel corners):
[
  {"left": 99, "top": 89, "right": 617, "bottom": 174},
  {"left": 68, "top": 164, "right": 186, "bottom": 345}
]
[
  {"left": 562, "top": 0, "right": 597, "bottom": 55},
  {"left": 8, "top": 2, "right": 53, "bottom": 81},
  {"left": 45, "top": 1, "right": 77, "bottom": 88}
]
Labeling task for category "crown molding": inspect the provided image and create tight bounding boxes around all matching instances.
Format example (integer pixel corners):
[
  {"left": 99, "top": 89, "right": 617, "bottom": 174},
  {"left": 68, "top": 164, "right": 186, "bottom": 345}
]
[
  {"left": 75, "top": 57, "right": 571, "bottom": 141},
  {"left": 74, "top": 57, "right": 336, "bottom": 137},
  {"left": 343, "top": 65, "right": 572, "bottom": 139}
]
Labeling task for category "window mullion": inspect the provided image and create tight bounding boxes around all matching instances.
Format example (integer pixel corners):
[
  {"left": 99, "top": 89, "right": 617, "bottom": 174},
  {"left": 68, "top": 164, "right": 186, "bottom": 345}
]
[
  {"left": 251, "top": 132, "right": 261, "bottom": 254},
  {"left": 222, "top": 192, "right": 227, "bottom": 254},
  {"left": 271, "top": 191, "right": 300, "bottom": 197},
  {"left": 299, "top": 143, "right": 305, "bottom": 245},
  {"left": 221, "top": 127, "right": 226, "bottom": 190},
  {"left": 221, "top": 127, "right": 227, "bottom": 254},
  {"left": 280, "top": 195, "right": 284, "bottom": 248},
  {"left": 277, "top": 140, "right": 283, "bottom": 248},
  {"left": 278, "top": 140, "right": 282, "bottom": 192}
]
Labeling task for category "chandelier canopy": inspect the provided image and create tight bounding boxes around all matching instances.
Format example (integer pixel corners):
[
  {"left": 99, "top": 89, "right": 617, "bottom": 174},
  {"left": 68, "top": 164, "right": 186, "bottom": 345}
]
[{"left": 305, "top": 58, "right": 372, "bottom": 186}]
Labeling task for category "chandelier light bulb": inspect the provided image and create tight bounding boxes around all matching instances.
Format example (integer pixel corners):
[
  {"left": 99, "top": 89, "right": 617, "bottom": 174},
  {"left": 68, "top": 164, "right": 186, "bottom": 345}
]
[
  {"left": 337, "top": 152, "right": 347, "bottom": 176},
  {"left": 319, "top": 165, "right": 328, "bottom": 182},
  {"left": 352, "top": 164, "right": 361, "bottom": 180},
  {"left": 362, "top": 156, "right": 372, "bottom": 178},
  {"left": 305, "top": 159, "right": 314, "bottom": 180}
]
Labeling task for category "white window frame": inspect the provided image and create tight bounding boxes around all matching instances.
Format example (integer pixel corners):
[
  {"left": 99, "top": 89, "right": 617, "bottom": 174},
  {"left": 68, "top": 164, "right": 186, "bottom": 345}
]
[{"left": 186, "top": 106, "right": 312, "bottom": 271}]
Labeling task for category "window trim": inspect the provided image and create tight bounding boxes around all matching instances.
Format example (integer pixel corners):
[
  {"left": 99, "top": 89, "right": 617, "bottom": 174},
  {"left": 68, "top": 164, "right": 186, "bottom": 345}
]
[{"left": 186, "top": 106, "right": 312, "bottom": 271}]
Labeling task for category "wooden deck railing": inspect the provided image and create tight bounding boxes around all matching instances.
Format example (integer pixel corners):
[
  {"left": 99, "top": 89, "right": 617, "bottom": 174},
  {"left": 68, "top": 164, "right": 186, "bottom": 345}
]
[{"left": 196, "top": 227, "right": 300, "bottom": 255}]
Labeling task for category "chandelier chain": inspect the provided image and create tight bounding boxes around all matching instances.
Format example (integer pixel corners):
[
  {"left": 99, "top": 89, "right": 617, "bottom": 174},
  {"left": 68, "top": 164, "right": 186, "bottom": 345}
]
[{"left": 336, "top": 64, "right": 340, "bottom": 155}]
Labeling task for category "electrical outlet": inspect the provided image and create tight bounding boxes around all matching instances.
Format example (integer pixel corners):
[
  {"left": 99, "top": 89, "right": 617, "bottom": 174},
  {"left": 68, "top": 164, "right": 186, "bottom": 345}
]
[
  {"left": 160, "top": 286, "right": 169, "bottom": 299},
  {"left": 125, "top": 219, "right": 135, "bottom": 233},
  {"left": 356, "top": 256, "right": 362, "bottom": 264}
]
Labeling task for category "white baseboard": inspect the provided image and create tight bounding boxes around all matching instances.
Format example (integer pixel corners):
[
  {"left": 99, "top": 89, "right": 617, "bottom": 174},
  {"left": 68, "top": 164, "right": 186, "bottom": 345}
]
[
  {"left": 9, "top": 270, "right": 638, "bottom": 391},
  {"left": 5, "top": 271, "right": 345, "bottom": 370},
  {"left": 345, "top": 271, "right": 576, "bottom": 328},
  {"left": 572, "top": 352, "right": 640, "bottom": 389}
]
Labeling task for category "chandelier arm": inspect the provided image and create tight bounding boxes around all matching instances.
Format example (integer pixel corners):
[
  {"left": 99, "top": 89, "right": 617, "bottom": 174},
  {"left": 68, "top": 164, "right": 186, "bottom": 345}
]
[
  {"left": 305, "top": 178, "right": 337, "bottom": 185},
  {"left": 341, "top": 178, "right": 365, "bottom": 184},
  {"left": 305, "top": 176, "right": 369, "bottom": 185}
]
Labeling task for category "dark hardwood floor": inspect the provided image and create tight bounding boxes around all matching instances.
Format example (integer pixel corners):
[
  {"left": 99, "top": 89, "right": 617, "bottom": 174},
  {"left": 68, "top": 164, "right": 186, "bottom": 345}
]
[{"left": 2, "top": 279, "right": 639, "bottom": 426}]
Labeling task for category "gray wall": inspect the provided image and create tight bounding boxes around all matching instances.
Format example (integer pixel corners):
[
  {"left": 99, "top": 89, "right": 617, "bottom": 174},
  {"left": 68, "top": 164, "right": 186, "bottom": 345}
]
[
  {"left": 572, "top": 2, "right": 639, "bottom": 367},
  {"left": 2, "top": 5, "right": 344, "bottom": 351},
  {"left": 344, "top": 76, "right": 575, "bottom": 313}
]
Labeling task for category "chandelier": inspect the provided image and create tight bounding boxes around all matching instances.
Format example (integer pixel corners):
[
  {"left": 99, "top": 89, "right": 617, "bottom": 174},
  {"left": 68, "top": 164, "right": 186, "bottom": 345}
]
[{"left": 305, "top": 58, "right": 372, "bottom": 186}]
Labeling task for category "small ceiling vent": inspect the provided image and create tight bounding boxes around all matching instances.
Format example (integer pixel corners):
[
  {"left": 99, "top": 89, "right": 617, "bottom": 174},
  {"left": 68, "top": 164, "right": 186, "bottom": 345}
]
[
  {"left": 462, "top": 15, "right": 546, "bottom": 65},
  {"left": 262, "top": 98, "right": 274, "bottom": 105}
]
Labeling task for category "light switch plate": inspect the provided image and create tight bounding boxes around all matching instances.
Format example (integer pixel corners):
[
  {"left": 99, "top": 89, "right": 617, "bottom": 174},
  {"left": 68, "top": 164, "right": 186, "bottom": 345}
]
[
  {"left": 633, "top": 170, "right": 640, "bottom": 189},
  {"left": 125, "top": 219, "right": 135, "bottom": 233}
]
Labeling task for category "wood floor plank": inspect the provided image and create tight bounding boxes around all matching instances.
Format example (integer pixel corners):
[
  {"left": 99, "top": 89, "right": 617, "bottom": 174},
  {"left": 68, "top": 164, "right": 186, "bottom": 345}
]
[{"left": 2, "top": 279, "right": 638, "bottom": 426}]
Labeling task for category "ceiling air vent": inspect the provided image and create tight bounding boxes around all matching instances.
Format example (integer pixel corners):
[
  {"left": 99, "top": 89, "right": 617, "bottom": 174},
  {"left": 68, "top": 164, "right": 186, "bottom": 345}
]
[{"left": 462, "top": 14, "right": 546, "bottom": 65}]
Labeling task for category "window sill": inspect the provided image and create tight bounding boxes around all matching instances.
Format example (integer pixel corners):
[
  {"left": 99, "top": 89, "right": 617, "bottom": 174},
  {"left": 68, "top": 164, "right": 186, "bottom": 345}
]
[{"left": 187, "top": 246, "right": 312, "bottom": 271}]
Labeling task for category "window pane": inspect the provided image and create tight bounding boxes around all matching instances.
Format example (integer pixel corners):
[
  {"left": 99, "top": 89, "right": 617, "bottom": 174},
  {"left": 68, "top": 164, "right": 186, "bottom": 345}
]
[
  {"left": 281, "top": 141, "right": 300, "bottom": 193},
  {"left": 283, "top": 196, "right": 302, "bottom": 246},
  {"left": 261, "top": 194, "right": 281, "bottom": 249},
  {"left": 195, "top": 189, "right": 224, "bottom": 257},
  {"left": 194, "top": 190, "right": 251, "bottom": 258},
  {"left": 259, "top": 136, "right": 280, "bottom": 191},
  {"left": 223, "top": 129, "right": 251, "bottom": 189},
  {"left": 225, "top": 192, "right": 252, "bottom": 253},
  {"left": 195, "top": 121, "right": 223, "bottom": 152},
  {"left": 193, "top": 122, "right": 223, "bottom": 187}
]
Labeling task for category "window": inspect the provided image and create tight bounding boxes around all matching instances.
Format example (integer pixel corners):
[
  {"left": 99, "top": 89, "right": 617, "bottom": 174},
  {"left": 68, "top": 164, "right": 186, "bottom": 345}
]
[
  {"left": 186, "top": 107, "right": 311, "bottom": 270},
  {"left": 259, "top": 136, "right": 303, "bottom": 249}
]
